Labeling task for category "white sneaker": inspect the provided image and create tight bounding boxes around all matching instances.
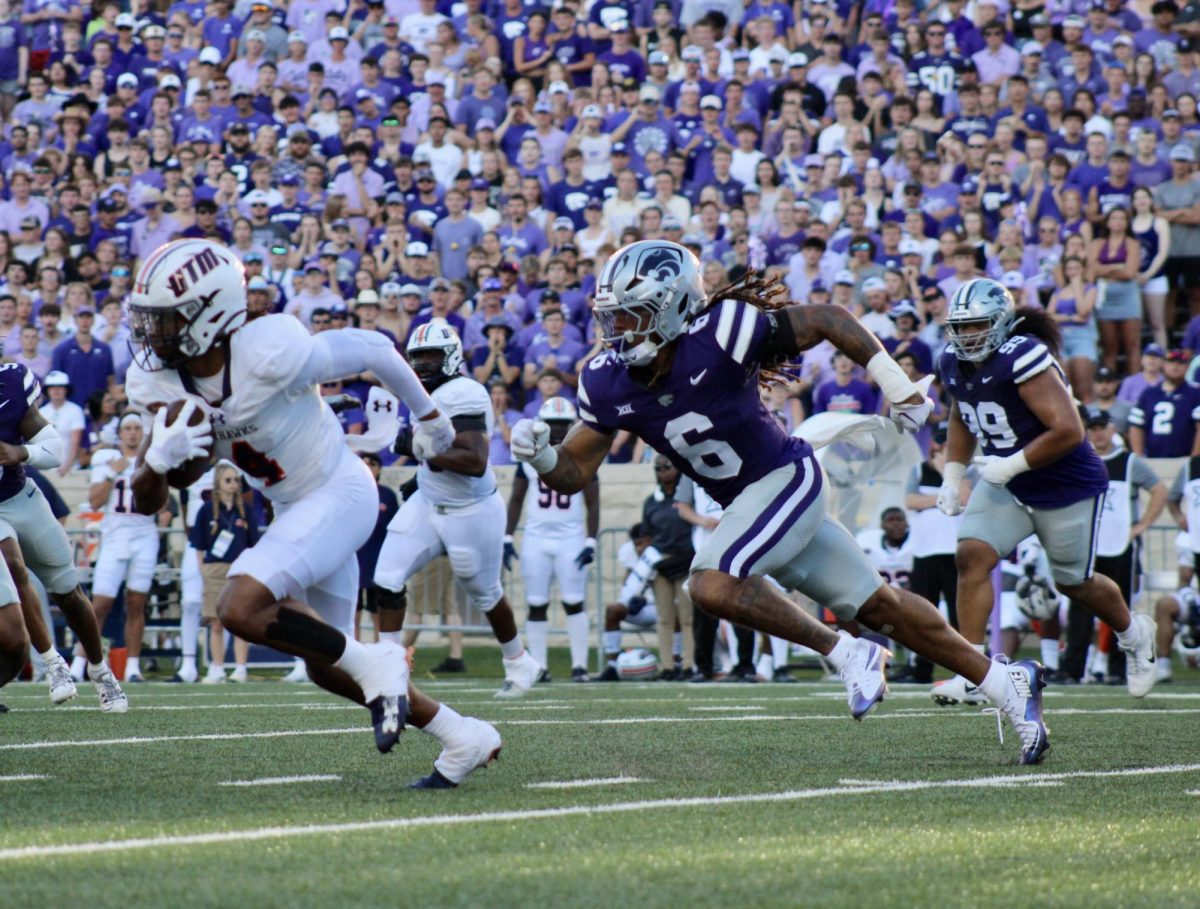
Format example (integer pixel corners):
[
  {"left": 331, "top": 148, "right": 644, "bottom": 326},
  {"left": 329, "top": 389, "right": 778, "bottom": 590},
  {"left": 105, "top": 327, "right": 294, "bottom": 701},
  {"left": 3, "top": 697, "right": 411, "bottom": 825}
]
[
  {"left": 431, "top": 717, "right": 502, "bottom": 785},
  {"left": 834, "top": 635, "right": 890, "bottom": 720},
  {"left": 90, "top": 665, "right": 128, "bottom": 714},
  {"left": 175, "top": 662, "right": 199, "bottom": 683},
  {"left": 46, "top": 657, "right": 78, "bottom": 705},
  {"left": 1122, "top": 613, "right": 1158, "bottom": 698},
  {"left": 495, "top": 650, "right": 539, "bottom": 699},
  {"left": 931, "top": 673, "right": 989, "bottom": 706},
  {"left": 1156, "top": 660, "right": 1173, "bottom": 683},
  {"left": 282, "top": 662, "right": 309, "bottom": 683},
  {"left": 229, "top": 666, "right": 248, "bottom": 683},
  {"left": 202, "top": 665, "right": 227, "bottom": 684}
]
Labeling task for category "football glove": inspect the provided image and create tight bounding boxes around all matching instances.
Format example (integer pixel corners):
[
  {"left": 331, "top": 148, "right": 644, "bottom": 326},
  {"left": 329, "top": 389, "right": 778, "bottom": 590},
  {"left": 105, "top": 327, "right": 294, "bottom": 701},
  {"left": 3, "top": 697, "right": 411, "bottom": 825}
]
[
  {"left": 626, "top": 595, "right": 647, "bottom": 617},
  {"left": 575, "top": 538, "right": 596, "bottom": 569},
  {"left": 502, "top": 534, "right": 518, "bottom": 572},
  {"left": 398, "top": 474, "right": 418, "bottom": 501},
  {"left": 393, "top": 425, "right": 414, "bottom": 458},
  {"left": 889, "top": 374, "right": 936, "bottom": 433},
  {"left": 144, "top": 401, "right": 213, "bottom": 475},
  {"left": 936, "top": 460, "right": 966, "bottom": 516},
  {"left": 412, "top": 410, "right": 455, "bottom": 461},
  {"left": 511, "top": 418, "right": 557, "bottom": 473}
]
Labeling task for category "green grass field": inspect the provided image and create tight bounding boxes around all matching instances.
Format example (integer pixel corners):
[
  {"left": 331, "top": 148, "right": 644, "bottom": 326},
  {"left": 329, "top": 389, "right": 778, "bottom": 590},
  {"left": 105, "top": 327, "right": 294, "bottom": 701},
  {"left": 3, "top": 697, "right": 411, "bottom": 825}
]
[{"left": 2, "top": 647, "right": 1198, "bottom": 908}]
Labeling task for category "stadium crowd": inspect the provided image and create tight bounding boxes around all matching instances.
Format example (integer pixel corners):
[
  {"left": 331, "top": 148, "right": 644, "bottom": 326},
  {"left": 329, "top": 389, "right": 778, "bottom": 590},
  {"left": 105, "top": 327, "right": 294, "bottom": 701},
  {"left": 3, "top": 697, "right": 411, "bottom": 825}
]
[{"left": 6, "top": 0, "right": 1200, "bottom": 689}]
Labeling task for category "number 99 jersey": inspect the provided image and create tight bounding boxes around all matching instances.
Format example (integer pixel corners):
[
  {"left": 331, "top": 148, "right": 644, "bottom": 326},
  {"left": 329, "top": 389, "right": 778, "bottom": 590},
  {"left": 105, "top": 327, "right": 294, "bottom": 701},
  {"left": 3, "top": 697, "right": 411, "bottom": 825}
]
[{"left": 939, "top": 334, "right": 1108, "bottom": 509}]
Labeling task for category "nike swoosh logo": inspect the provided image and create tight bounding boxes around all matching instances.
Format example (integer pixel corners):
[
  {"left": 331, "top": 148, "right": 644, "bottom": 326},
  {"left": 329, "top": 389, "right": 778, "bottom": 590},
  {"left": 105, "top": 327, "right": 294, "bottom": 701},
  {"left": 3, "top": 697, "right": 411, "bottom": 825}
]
[
  {"left": 690, "top": 369, "right": 707, "bottom": 385},
  {"left": 26, "top": 487, "right": 35, "bottom": 497},
  {"left": 981, "top": 376, "right": 994, "bottom": 383}
]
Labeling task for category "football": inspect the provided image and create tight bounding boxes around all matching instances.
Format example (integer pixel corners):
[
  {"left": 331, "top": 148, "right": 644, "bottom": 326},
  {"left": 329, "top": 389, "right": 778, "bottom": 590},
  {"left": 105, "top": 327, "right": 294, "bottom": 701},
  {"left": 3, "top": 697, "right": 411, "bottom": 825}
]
[{"left": 158, "top": 399, "right": 215, "bottom": 489}]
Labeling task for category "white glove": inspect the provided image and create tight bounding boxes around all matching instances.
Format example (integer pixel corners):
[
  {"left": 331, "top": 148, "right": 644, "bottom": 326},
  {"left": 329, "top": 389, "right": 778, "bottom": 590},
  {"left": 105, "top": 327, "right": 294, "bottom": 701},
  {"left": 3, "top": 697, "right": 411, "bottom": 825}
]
[
  {"left": 511, "top": 418, "right": 558, "bottom": 474},
  {"left": 980, "top": 451, "right": 1030, "bottom": 486},
  {"left": 936, "top": 460, "right": 966, "bottom": 516},
  {"left": 411, "top": 410, "right": 455, "bottom": 461},
  {"left": 890, "top": 374, "right": 936, "bottom": 433},
  {"left": 144, "top": 401, "right": 213, "bottom": 475}
]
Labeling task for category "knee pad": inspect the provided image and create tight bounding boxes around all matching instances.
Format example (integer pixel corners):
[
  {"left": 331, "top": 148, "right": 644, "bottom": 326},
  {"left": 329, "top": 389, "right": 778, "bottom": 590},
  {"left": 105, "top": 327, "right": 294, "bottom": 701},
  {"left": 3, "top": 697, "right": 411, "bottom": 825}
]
[
  {"left": 447, "top": 546, "right": 480, "bottom": 579},
  {"left": 562, "top": 601, "right": 584, "bottom": 616},
  {"left": 376, "top": 585, "right": 407, "bottom": 613},
  {"left": 472, "top": 584, "right": 504, "bottom": 613},
  {"left": 527, "top": 604, "right": 549, "bottom": 622}
]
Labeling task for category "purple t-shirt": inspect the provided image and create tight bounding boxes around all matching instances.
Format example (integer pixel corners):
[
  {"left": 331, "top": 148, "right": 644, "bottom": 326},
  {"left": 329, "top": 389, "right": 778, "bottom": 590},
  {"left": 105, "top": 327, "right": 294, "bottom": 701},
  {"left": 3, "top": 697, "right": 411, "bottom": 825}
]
[{"left": 813, "top": 377, "right": 878, "bottom": 415}]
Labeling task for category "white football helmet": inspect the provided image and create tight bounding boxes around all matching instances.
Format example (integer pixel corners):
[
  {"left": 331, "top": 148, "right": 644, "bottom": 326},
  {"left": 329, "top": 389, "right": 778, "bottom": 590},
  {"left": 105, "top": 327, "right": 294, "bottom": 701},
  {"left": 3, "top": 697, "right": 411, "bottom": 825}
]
[
  {"left": 1015, "top": 570, "right": 1058, "bottom": 622},
  {"left": 406, "top": 318, "right": 464, "bottom": 388},
  {"left": 536, "top": 396, "right": 577, "bottom": 423},
  {"left": 129, "top": 238, "right": 247, "bottom": 369},
  {"left": 615, "top": 647, "right": 659, "bottom": 680},
  {"left": 1174, "top": 587, "right": 1200, "bottom": 666},
  {"left": 946, "top": 277, "right": 1015, "bottom": 363},
  {"left": 594, "top": 240, "right": 706, "bottom": 366}
]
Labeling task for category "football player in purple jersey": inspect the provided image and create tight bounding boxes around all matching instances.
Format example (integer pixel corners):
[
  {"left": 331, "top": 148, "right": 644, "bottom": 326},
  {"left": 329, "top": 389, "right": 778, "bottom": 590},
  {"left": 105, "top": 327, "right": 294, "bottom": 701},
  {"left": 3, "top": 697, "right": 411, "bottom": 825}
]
[
  {"left": 512, "top": 240, "right": 1050, "bottom": 764},
  {"left": 936, "top": 278, "right": 1159, "bottom": 707}
]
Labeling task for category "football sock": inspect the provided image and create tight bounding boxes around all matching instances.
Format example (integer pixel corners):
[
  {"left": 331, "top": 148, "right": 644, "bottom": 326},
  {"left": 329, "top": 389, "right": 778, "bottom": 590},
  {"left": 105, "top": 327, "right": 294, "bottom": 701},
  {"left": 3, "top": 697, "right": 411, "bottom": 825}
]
[
  {"left": 419, "top": 704, "right": 463, "bottom": 744},
  {"left": 379, "top": 631, "right": 404, "bottom": 645},
  {"left": 499, "top": 635, "right": 523, "bottom": 660},
  {"left": 1039, "top": 638, "right": 1060, "bottom": 670},
  {"left": 977, "top": 659, "right": 1011, "bottom": 704},
  {"left": 87, "top": 661, "right": 108, "bottom": 679},
  {"left": 40, "top": 648, "right": 61, "bottom": 664},
  {"left": 334, "top": 636, "right": 372, "bottom": 681},
  {"left": 771, "top": 636, "right": 790, "bottom": 671},
  {"left": 672, "top": 631, "right": 682, "bottom": 659},
  {"left": 566, "top": 612, "right": 588, "bottom": 668},
  {"left": 1114, "top": 621, "right": 1139, "bottom": 648},
  {"left": 180, "top": 599, "right": 201, "bottom": 662},
  {"left": 126, "top": 656, "right": 141, "bottom": 678},
  {"left": 526, "top": 620, "right": 549, "bottom": 669},
  {"left": 825, "top": 631, "right": 854, "bottom": 670},
  {"left": 603, "top": 631, "right": 621, "bottom": 656},
  {"left": 70, "top": 654, "right": 86, "bottom": 680}
]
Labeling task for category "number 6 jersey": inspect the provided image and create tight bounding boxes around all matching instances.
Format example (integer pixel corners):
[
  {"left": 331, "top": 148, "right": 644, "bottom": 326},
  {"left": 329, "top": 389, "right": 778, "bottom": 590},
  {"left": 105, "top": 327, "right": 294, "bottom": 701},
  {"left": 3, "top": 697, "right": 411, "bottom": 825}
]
[
  {"left": 939, "top": 334, "right": 1107, "bottom": 509},
  {"left": 577, "top": 299, "right": 812, "bottom": 508}
]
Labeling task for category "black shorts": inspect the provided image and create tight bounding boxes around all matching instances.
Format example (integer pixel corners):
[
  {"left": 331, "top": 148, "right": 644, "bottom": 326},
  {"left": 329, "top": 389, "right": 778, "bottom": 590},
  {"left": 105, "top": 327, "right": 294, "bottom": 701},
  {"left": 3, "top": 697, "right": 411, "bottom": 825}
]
[
  {"left": 1165, "top": 256, "right": 1200, "bottom": 290},
  {"left": 359, "top": 586, "right": 380, "bottom": 614}
]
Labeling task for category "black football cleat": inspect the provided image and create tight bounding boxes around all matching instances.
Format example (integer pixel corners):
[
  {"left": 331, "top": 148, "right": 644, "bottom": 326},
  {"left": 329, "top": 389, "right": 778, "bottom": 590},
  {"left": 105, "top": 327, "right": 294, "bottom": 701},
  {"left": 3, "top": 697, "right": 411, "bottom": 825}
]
[
  {"left": 0, "top": 703, "right": 8, "bottom": 713},
  {"left": 571, "top": 667, "right": 589, "bottom": 682},
  {"left": 430, "top": 657, "right": 466, "bottom": 673},
  {"left": 408, "top": 769, "right": 458, "bottom": 790},
  {"left": 369, "top": 694, "right": 407, "bottom": 754},
  {"left": 596, "top": 665, "right": 619, "bottom": 681}
]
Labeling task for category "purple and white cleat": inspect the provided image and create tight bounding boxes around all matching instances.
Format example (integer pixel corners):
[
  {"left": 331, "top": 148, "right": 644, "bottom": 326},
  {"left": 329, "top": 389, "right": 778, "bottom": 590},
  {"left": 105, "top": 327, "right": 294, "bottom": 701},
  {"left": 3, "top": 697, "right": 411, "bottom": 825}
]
[
  {"left": 837, "top": 635, "right": 890, "bottom": 720},
  {"left": 997, "top": 658, "right": 1050, "bottom": 765}
]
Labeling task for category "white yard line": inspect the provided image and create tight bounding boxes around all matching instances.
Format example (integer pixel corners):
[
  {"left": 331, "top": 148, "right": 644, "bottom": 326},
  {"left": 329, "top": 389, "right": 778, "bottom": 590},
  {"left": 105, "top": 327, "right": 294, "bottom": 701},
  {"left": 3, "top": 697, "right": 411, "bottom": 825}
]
[
  {"left": 218, "top": 775, "right": 341, "bottom": 788},
  {"left": 689, "top": 705, "right": 766, "bottom": 711},
  {"left": 526, "top": 776, "right": 650, "bottom": 789},
  {"left": 2, "top": 763, "right": 1197, "bottom": 861},
  {"left": 0, "top": 774, "right": 48, "bottom": 783},
  {"left": 0, "top": 727, "right": 365, "bottom": 751}
]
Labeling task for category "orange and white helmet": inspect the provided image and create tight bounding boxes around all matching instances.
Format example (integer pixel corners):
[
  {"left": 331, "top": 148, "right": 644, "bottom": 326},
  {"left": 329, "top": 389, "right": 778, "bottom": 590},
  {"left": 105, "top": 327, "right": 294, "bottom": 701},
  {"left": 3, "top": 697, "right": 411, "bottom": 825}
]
[
  {"left": 536, "top": 396, "right": 578, "bottom": 423},
  {"left": 406, "top": 317, "right": 464, "bottom": 388},
  {"left": 130, "top": 239, "right": 247, "bottom": 369}
]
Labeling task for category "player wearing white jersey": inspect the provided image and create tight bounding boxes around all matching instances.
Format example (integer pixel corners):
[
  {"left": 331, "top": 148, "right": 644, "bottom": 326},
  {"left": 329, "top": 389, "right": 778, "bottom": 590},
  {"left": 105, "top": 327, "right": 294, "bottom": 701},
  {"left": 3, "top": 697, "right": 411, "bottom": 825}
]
[
  {"left": 855, "top": 509, "right": 916, "bottom": 590},
  {"left": 127, "top": 240, "right": 500, "bottom": 789},
  {"left": 374, "top": 320, "right": 542, "bottom": 700},
  {"left": 88, "top": 413, "right": 164, "bottom": 682},
  {"left": 505, "top": 397, "right": 600, "bottom": 682}
]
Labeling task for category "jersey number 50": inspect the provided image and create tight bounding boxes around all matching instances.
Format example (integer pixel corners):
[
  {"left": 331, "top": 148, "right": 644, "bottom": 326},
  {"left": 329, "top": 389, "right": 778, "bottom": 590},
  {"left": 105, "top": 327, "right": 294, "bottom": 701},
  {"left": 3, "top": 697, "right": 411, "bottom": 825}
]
[{"left": 664, "top": 412, "right": 743, "bottom": 480}]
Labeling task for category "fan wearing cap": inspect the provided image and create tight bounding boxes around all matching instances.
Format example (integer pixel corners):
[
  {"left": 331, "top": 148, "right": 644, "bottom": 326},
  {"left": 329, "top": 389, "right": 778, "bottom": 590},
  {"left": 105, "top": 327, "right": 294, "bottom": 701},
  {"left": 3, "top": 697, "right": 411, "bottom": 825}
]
[
  {"left": 1128, "top": 348, "right": 1200, "bottom": 458},
  {"left": 546, "top": 2, "right": 595, "bottom": 83},
  {"left": 129, "top": 188, "right": 182, "bottom": 261},
  {"left": 608, "top": 82, "right": 675, "bottom": 173}
]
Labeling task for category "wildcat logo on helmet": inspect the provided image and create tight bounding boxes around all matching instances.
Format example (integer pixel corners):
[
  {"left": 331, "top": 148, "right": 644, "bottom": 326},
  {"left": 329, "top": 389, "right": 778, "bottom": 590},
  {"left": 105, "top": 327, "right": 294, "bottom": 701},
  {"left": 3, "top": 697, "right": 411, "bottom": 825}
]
[
  {"left": 625, "top": 244, "right": 684, "bottom": 290},
  {"left": 164, "top": 246, "right": 229, "bottom": 298}
]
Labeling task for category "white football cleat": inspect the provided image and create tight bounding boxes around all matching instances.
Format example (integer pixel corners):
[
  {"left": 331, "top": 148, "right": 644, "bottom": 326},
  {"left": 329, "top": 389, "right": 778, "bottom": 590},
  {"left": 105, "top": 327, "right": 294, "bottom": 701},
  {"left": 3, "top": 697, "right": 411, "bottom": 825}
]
[
  {"left": 931, "top": 673, "right": 989, "bottom": 706},
  {"left": 175, "top": 662, "right": 200, "bottom": 683},
  {"left": 46, "top": 657, "right": 78, "bottom": 705},
  {"left": 91, "top": 665, "right": 128, "bottom": 714},
  {"left": 417, "top": 717, "right": 502, "bottom": 788},
  {"left": 834, "top": 635, "right": 890, "bottom": 720},
  {"left": 494, "top": 650, "right": 539, "bottom": 699},
  {"left": 991, "top": 658, "right": 1050, "bottom": 765},
  {"left": 1122, "top": 613, "right": 1158, "bottom": 698},
  {"left": 229, "top": 666, "right": 249, "bottom": 683},
  {"left": 202, "top": 665, "right": 227, "bottom": 684}
]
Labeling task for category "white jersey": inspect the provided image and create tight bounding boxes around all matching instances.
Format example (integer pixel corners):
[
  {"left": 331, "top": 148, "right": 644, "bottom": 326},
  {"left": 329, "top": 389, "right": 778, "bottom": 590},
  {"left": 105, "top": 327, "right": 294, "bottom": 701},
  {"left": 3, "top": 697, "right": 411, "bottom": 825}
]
[
  {"left": 418, "top": 376, "right": 496, "bottom": 507},
  {"left": 184, "top": 467, "right": 216, "bottom": 529},
  {"left": 90, "top": 448, "right": 156, "bottom": 533},
  {"left": 126, "top": 315, "right": 346, "bottom": 505},
  {"left": 519, "top": 461, "right": 584, "bottom": 536},
  {"left": 855, "top": 528, "right": 916, "bottom": 589}
]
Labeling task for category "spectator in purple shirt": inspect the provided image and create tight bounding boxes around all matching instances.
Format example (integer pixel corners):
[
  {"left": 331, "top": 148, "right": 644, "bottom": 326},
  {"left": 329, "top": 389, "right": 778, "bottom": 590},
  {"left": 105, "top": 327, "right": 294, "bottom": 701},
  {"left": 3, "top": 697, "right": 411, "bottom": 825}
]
[
  {"left": 813, "top": 351, "right": 879, "bottom": 415},
  {"left": 1117, "top": 344, "right": 1165, "bottom": 403},
  {"left": 522, "top": 305, "right": 585, "bottom": 390},
  {"left": 497, "top": 195, "right": 547, "bottom": 260},
  {"left": 49, "top": 304, "right": 115, "bottom": 408}
]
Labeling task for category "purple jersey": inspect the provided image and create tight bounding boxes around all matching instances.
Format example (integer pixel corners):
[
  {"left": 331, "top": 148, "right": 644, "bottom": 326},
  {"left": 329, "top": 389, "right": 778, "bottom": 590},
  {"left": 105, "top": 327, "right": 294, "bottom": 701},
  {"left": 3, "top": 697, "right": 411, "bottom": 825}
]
[
  {"left": 0, "top": 363, "right": 40, "bottom": 502},
  {"left": 577, "top": 299, "right": 812, "bottom": 507},
  {"left": 1129, "top": 382, "right": 1200, "bottom": 458},
  {"left": 813, "top": 377, "right": 877, "bottom": 415},
  {"left": 939, "top": 335, "right": 1107, "bottom": 509}
]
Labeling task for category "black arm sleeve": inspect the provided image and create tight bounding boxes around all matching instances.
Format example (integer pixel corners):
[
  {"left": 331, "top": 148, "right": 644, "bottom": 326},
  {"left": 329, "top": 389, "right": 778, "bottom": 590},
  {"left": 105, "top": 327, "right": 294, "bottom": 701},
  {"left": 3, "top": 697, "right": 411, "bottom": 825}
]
[
  {"left": 450, "top": 413, "right": 488, "bottom": 433},
  {"left": 756, "top": 310, "right": 799, "bottom": 364}
]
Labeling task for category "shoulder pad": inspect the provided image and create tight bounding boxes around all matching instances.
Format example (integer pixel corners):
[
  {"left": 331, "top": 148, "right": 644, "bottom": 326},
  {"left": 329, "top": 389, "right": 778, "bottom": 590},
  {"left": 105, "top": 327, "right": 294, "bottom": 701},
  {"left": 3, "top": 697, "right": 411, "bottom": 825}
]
[
  {"left": 697, "top": 299, "right": 764, "bottom": 366},
  {"left": 239, "top": 314, "right": 313, "bottom": 385},
  {"left": 996, "top": 335, "right": 1053, "bottom": 384},
  {"left": 433, "top": 376, "right": 489, "bottom": 416}
]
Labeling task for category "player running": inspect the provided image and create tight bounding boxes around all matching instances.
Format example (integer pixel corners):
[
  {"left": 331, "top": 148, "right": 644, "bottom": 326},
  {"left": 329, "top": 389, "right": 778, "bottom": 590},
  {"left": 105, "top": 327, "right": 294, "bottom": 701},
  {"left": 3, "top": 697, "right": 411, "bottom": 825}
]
[
  {"left": 0, "top": 361, "right": 125, "bottom": 711},
  {"left": 934, "top": 278, "right": 1158, "bottom": 705},
  {"left": 127, "top": 239, "right": 500, "bottom": 788},
  {"left": 373, "top": 321, "right": 542, "bottom": 699},
  {"left": 512, "top": 239, "right": 1050, "bottom": 764},
  {"left": 505, "top": 397, "right": 599, "bottom": 682}
]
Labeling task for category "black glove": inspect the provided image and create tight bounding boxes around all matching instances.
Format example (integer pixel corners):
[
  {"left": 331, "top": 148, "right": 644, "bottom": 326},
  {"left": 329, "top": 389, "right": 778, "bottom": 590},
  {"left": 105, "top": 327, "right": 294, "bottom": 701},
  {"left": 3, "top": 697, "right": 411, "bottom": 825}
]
[
  {"left": 398, "top": 474, "right": 418, "bottom": 500},
  {"left": 575, "top": 541, "right": 595, "bottom": 569},
  {"left": 323, "top": 393, "right": 362, "bottom": 414},
  {"left": 502, "top": 535, "right": 518, "bottom": 572},
  {"left": 627, "top": 595, "right": 647, "bottom": 617},
  {"left": 393, "top": 425, "right": 414, "bottom": 458}
]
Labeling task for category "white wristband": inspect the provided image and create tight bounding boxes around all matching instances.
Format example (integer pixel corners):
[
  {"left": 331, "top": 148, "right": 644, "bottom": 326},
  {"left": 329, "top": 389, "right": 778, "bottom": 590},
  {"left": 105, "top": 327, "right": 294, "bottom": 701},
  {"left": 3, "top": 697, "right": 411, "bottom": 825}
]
[
  {"left": 867, "top": 351, "right": 920, "bottom": 404},
  {"left": 503, "top": 534, "right": 513, "bottom": 544},
  {"left": 584, "top": 537, "right": 596, "bottom": 549},
  {"left": 530, "top": 444, "right": 558, "bottom": 475},
  {"left": 942, "top": 460, "right": 966, "bottom": 487}
]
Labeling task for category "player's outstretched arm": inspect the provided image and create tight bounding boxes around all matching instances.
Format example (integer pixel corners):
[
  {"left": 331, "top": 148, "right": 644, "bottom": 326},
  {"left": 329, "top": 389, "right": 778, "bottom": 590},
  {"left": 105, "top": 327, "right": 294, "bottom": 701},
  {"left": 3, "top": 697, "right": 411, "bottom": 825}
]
[
  {"left": 512, "top": 418, "right": 612, "bottom": 495},
  {"left": 0, "top": 407, "right": 65, "bottom": 470}
]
